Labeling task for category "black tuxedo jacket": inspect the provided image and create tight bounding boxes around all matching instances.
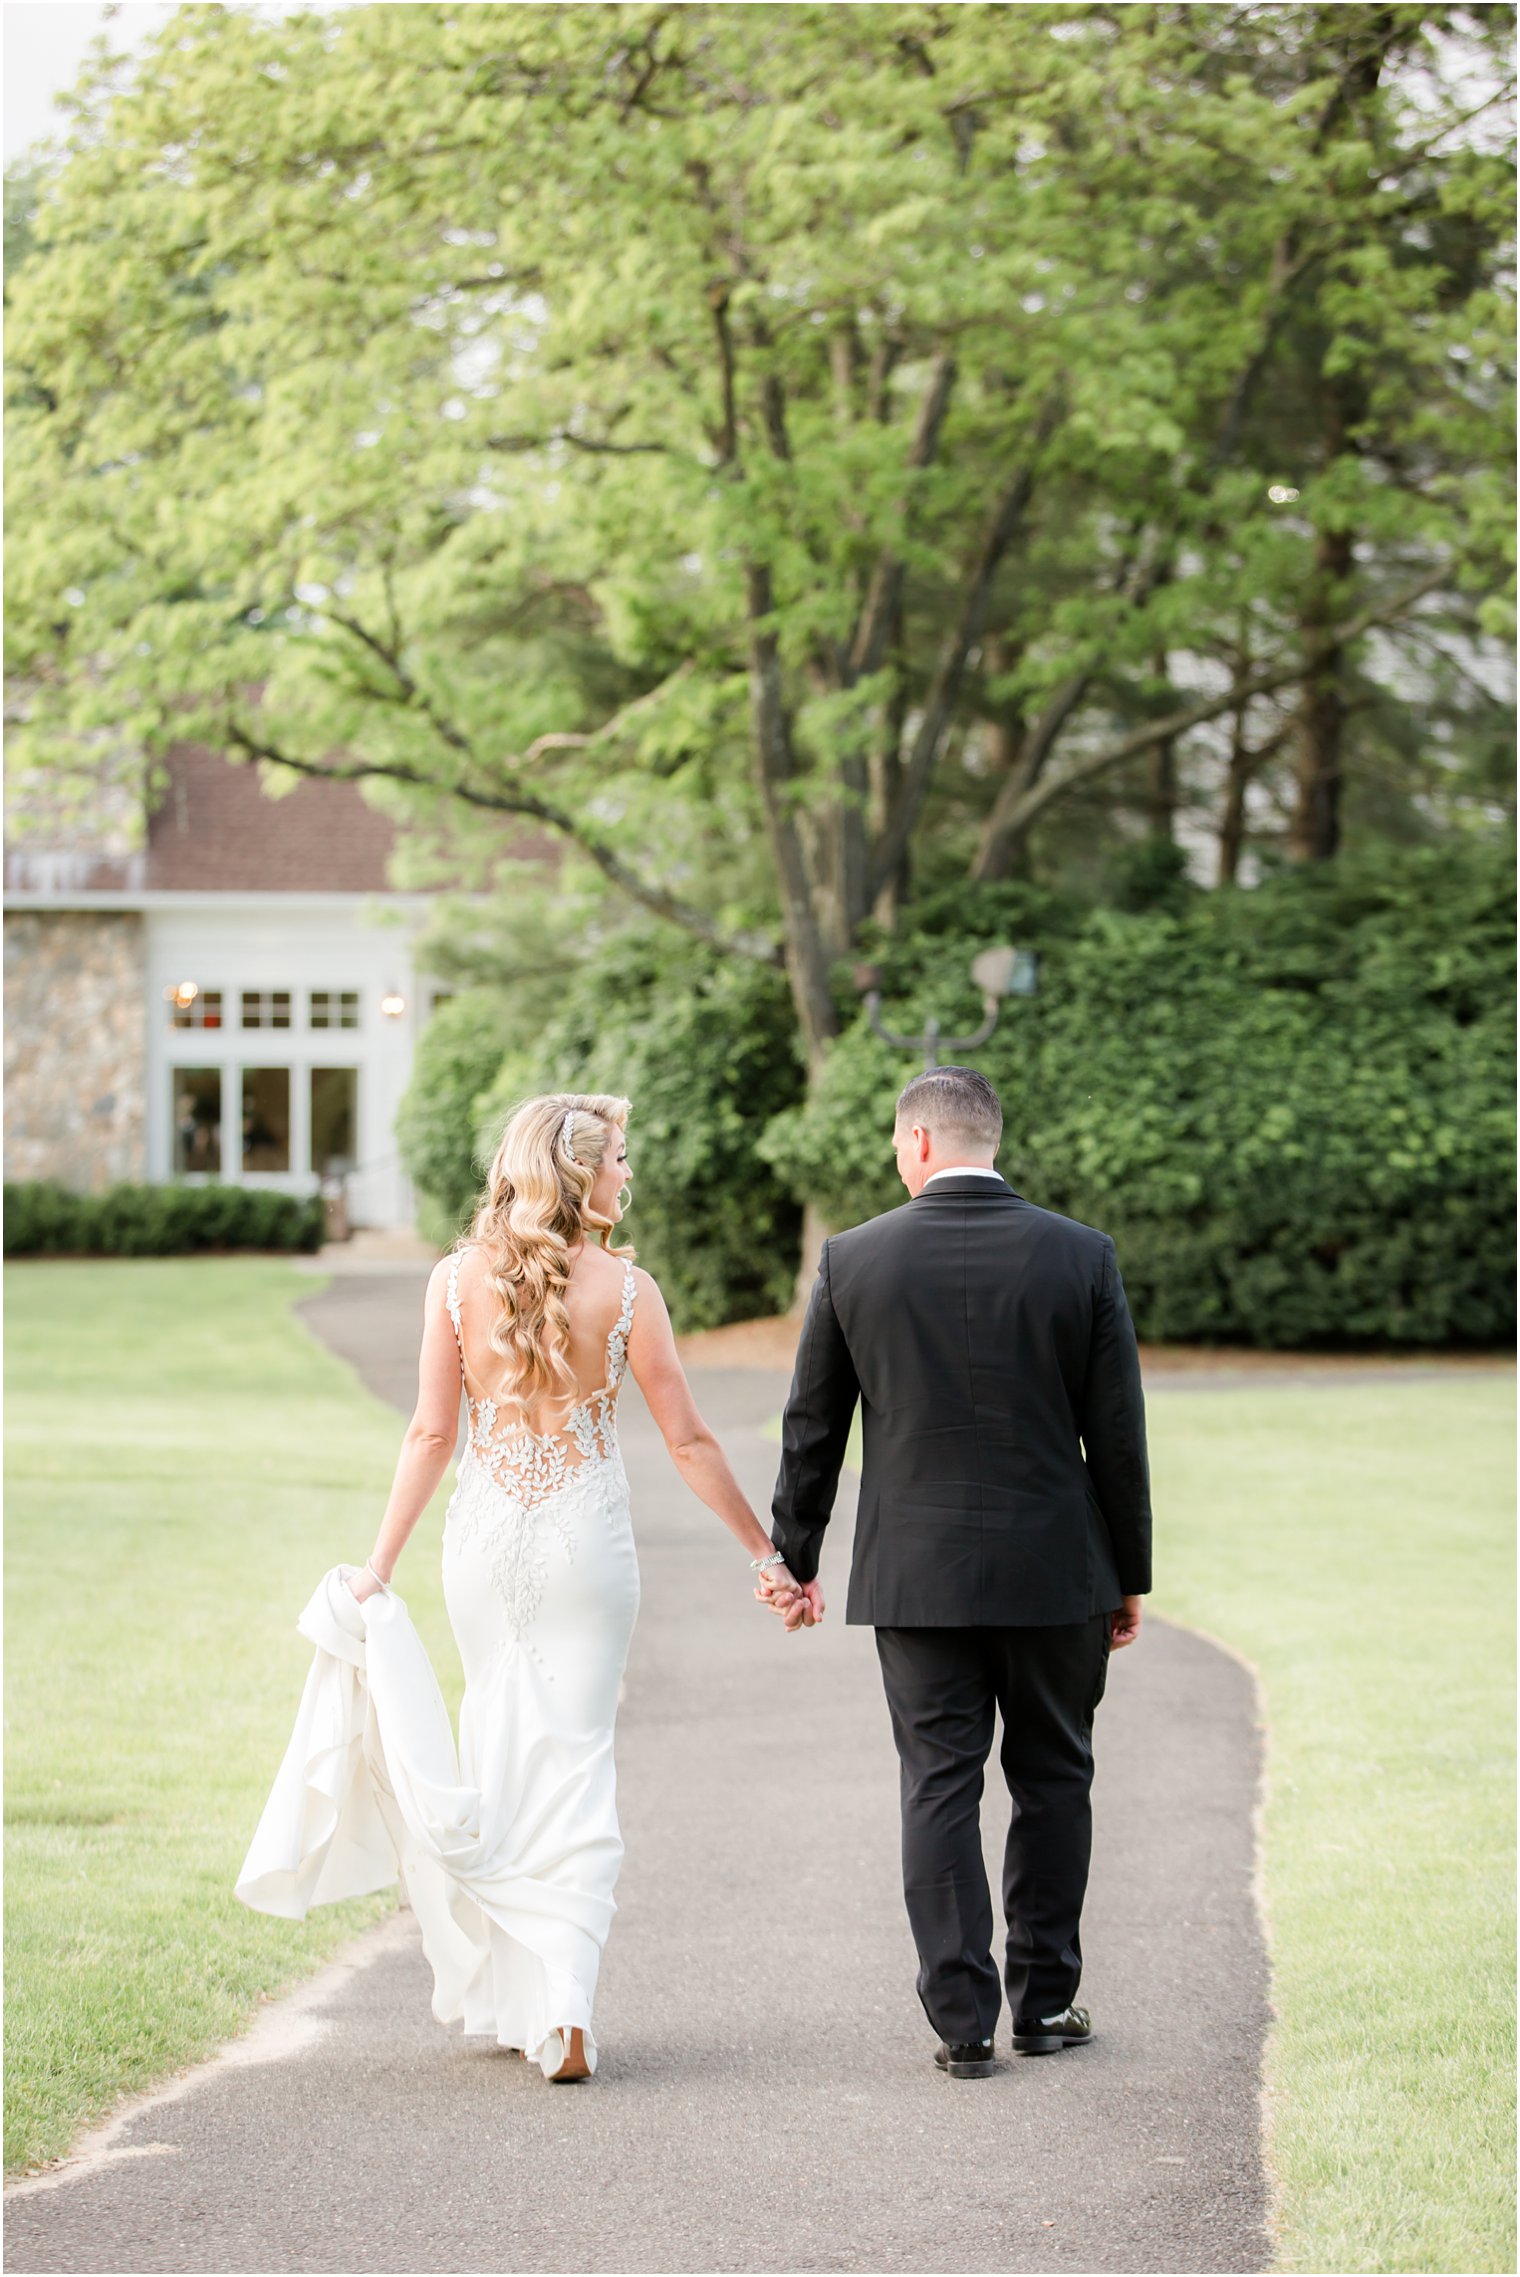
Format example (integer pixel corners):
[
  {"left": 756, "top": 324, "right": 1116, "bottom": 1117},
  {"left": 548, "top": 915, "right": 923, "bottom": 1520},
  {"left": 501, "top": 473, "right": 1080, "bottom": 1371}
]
[{"left": 771, "top": 1175, "right": 1152, "bottom": 1626}]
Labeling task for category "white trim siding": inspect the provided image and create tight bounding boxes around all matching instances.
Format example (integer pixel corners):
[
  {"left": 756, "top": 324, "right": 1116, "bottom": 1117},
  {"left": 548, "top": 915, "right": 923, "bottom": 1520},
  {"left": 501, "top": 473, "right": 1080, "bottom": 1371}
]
[{"left": 145, "top": 899, "right": 426, "bottom": 1228}]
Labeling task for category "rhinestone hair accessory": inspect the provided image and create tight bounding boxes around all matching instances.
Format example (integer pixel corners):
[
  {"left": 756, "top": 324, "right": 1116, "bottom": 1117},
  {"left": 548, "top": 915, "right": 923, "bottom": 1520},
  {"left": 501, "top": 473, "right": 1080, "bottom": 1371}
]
[{"left": 559, "top": 1107, "right": 577, "bottom": 1162}]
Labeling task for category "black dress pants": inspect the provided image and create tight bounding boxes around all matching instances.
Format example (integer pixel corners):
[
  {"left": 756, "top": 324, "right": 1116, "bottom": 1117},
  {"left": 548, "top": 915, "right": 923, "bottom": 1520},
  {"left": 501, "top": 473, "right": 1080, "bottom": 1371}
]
[{"left": 874, "top": 1617, "right": 1111, "bottom": 2044}]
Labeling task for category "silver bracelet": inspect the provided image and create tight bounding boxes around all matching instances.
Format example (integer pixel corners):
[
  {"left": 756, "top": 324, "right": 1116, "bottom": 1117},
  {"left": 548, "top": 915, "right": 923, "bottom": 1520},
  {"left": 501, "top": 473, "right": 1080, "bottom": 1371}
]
[
  {"left": 750, "top": 1551, "right": 787, "bottom": 1572},
  {"left": 365, "top": 1560, "right": 391, "bottom": 1591}
]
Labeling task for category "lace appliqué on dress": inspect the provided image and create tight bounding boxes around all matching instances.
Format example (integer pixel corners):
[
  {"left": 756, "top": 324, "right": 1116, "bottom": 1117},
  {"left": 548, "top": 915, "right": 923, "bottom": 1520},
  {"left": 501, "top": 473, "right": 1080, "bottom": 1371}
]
[{"left": 443, "top": 1253, "right": 636, "bottom": 1642}]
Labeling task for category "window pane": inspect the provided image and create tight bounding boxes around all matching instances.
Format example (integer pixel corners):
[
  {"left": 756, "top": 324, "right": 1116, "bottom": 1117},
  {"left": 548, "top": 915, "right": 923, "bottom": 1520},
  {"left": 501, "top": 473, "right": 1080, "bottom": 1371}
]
[
  {"left": 171, "top": 1068, "right": 221, "bottom": 1173},
  {"left": 241, "top": 991, "right": 291, "bottom": 1030},
  {"left": 241, "top": 1067, "right": 290, "bottom": 1172},
  {"left": 310, "top": 990, "right": 359, "bottom": 1031},
  {"left": 310, "top": 1067, "right": 357, "bottom": 1176},
  {"left": 168, "top": 988, "right": 223, "bottom": 1030}
]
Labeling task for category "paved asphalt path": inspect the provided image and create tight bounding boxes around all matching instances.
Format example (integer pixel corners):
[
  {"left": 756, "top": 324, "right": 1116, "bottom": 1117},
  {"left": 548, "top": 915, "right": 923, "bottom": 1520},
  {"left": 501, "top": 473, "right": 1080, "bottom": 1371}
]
[{"left": 7, "top": 1273, "right": 1270, "bottom": 2276}]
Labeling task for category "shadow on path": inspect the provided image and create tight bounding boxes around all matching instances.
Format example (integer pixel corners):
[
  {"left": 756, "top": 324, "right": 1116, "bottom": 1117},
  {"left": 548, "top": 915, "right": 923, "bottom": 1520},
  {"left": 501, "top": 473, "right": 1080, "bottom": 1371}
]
[{"left": 6, "top": 1273, "right": 1271, "bottom": 2276}]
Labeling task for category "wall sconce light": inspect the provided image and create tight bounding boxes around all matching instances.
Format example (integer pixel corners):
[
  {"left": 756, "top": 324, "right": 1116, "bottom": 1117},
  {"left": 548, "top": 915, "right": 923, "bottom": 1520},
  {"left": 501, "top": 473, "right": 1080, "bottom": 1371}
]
[
  {"left": 164, "top": 980, "right": 200, "bottom": 1009},
  {"left": 380, "top": 990, "right": 407, "bottom": 1020}
]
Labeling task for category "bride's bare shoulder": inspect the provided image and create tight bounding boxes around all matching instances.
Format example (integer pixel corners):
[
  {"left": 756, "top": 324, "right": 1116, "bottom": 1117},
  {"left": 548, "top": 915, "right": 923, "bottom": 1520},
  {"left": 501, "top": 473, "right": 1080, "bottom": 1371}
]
[{"left": 625, "top": 1262, "right": 669, "bottom": 1325}]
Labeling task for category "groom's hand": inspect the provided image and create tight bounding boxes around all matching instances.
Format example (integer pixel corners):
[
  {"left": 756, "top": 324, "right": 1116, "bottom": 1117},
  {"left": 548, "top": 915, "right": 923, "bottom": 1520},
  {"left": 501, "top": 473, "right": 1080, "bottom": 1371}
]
[
  {"left": 754, "top": 1565, "right": 824, "bottom": 1632},
  {"left": 775, "top": 1579, "right": 825, "bottom": 1633},
  {"left": 1110, "top": 1595, "right": 1143, "bottom": 1649}
]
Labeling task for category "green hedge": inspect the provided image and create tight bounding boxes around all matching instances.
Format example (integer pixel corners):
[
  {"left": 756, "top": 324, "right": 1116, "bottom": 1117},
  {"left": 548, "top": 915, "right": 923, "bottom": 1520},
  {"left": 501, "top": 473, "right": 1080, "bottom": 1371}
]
[
  {"left": 3, "top": 1181, "right": 326, "bottom": 1257},
  {"left": 396, "top": 936, "right": 806, "bottom": 1331},
  {"left": 760, "top": 842, "right": 1516, "bottom": 1348},
  {"left": 392, "top": 988, "right": 521, "bottom": 1223}
]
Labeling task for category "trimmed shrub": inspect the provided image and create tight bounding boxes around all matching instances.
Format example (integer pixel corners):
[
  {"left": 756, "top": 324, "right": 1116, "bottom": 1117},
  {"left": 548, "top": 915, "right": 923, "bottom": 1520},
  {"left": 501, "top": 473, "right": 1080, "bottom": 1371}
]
[
  {"left": 760, "top": 841, "right": 1516, "bottom": 1348},
  {"left": 393, "top": 988, "right": 520, "bottom": 1223},
  {"left": 3, "top": 1181, "right": 325, "bottom": 1256}
]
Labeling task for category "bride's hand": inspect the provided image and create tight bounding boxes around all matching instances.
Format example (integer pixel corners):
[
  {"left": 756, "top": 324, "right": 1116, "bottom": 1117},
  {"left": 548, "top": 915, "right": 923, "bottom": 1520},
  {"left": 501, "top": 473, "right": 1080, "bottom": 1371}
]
[
  {"left": 755, "top": 1565, "right": 799, "bottom": 1610},
  {"left": 346, "top": 1565, "right": 385, "bottom": 1603},
  {"left": 756, "top": 1567, "right": 824, "bottom": 1633}
]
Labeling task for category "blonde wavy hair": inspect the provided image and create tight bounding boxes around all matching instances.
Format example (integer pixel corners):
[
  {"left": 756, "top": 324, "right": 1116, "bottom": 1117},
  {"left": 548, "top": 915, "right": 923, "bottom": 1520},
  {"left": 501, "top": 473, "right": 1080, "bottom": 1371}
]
[{"left": 459, "top": 1091, "right": 635, "bottom": 1417}]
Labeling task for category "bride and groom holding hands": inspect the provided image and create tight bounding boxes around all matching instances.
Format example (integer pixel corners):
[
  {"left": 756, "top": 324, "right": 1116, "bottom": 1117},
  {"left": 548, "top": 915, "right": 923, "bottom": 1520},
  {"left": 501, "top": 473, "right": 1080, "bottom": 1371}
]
[{"left": 239, "top": 1063, "right": 1152, "bottom": 2086}]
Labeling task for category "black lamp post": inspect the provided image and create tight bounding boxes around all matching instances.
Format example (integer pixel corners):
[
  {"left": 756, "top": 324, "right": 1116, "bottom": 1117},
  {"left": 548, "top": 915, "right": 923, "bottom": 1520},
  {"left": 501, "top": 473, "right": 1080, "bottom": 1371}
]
[{"left": 853, "top": 945, "right": 1039, "bottom": 1073}]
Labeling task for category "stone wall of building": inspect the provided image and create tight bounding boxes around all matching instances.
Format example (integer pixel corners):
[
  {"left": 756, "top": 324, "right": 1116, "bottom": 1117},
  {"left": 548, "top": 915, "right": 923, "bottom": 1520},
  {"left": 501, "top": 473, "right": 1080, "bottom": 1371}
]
[{"left": 4, "top": 912, "right": 147, "bottom": 1188}]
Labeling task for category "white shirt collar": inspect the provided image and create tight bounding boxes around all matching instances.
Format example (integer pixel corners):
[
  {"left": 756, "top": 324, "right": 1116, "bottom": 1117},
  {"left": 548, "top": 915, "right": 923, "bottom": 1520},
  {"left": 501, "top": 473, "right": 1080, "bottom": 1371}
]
[{"left": 921, "top": 1165, "right": 1005, "bottom": 1189}]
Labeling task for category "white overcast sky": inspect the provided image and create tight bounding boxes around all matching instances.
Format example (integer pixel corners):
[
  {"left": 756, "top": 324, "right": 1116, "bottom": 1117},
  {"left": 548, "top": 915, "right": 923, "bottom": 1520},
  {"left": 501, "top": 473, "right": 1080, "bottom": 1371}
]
[{"left": 3, "top": 3, "right": 181, "bottom": 164}]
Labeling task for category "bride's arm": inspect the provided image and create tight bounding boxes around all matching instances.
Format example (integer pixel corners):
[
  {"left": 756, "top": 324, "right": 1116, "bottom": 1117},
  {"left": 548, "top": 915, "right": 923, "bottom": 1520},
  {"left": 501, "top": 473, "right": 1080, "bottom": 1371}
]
[
  {"left": 350, "top": 1259, "right": 462, "bottom": 1598},
  {"left": 627, "top": 1269, "right": 803, "bottom": 1599}
]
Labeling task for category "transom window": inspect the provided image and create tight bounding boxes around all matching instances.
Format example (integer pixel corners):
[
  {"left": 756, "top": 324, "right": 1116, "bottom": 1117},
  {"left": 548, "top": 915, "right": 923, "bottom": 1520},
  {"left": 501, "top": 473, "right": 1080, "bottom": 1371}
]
[
  {"left": 309, "top": 990, "right": 360, "bottom": 1030},
  {"left": 167, "top": 988, "right": 223, "bottom": 1030},
  {"left": 241, "top": 990, "right": 292, "bottom": 1029}
]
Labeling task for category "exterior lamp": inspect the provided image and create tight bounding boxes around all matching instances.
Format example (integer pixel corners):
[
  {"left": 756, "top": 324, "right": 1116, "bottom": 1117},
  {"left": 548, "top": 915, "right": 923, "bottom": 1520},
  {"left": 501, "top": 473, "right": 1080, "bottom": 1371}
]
[
  {"left": 380, "top": 990, "right": 407, "bottom": 1020},
  {"left": 165, "top": 980, "right": 199, "bottom": 1009},
  {"left": 856, "top": 943, "right": 1039, "bottom": 1073}
]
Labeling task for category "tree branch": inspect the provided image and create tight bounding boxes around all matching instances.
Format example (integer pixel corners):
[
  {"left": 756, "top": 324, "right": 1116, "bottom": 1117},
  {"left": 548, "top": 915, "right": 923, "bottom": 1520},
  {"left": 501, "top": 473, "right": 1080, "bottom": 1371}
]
[
  {"left": 868, "top": 399, "right": 1060, "bottom": 901},
  {"left": 743, "top": 561, "right": 842, "bottom": 1056},
  {"left": 484, "top": 427, "right": 688, "bottom": 461},
  {"left": 227, "top": 723, "right": 776, "bottom": 965},
  {"left": 981, "top": 568, "right": 1448, "bottom": 845},
  {"left": 516, "top": 661, "right": 697, "bottom": 764},
  {"left": 847, "top": 349, "right": 957, "bottom": 683},
  {"left": 708, "top": 282, "right": 739, "bottom": 466},
  {"left": 230, "top": 627, "right": 766, "bottom": 963},
  {"left": 970, "top": 670, "right": 1092, "bottom": 881}
]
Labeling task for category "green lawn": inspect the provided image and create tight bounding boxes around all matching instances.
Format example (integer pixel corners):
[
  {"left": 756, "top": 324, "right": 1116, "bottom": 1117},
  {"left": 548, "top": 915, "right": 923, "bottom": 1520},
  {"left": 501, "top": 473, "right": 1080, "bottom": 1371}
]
[
  {"left": 3, "top": 1259, "right": 457, "bottom": 2176},
  {"left": 1147, "top": 1373, "right": 1515, "bottom": 2276},
  {"left": 6, "top": 1265, "right": 1514, "bottom": 2268}
]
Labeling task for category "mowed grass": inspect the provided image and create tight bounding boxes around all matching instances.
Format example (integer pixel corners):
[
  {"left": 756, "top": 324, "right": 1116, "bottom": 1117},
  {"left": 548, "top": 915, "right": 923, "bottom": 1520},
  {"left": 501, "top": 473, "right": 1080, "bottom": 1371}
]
[
  {"left": 3, "top": 1259, "right": 460, "bottom": 2176},
  {"left": 1147, "top": 1372, "right": 1515, "bottom": 2275}
]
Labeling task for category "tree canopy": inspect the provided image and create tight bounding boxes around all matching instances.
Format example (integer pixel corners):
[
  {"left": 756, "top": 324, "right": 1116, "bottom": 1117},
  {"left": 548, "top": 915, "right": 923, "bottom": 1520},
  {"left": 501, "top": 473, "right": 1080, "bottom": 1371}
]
[{"left": 6, "top": 3, "right": 1514, "bottom": 1065}]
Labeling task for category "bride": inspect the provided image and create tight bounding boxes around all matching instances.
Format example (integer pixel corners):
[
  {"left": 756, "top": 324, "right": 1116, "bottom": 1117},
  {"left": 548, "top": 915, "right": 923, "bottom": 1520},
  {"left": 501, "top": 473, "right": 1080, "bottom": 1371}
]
[{"left": 243, "top": 1091, "right": 807, "bottom": 2082}]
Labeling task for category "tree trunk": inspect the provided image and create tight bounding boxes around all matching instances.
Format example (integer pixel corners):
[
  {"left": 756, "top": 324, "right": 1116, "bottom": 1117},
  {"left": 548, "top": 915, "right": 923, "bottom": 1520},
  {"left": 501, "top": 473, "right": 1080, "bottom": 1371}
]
[
  {"left": 1146, "top": 730, "right": 1177, "bottom": 841},
  {"left": 868, "top": 616, "right": 910, "bottom": 926},
  {"left": 1287, "top": 24, "right": 1386, "bottom": 865},
  {"left": 981, "top": 702, "right": 1034, "bottom": 878},
  {"left": 789, "top": 1200, "right": 832, "bottom": 1315},
  {"left": 1217, "top": 705, "right": 1252, "bottom": 885},
  {"left": 1217, "top": 685, "right": 1259, "bottom": 884},
  {"left": 1288, "top": 524, "right": 1353, "bottom": 863},
  {"left": 745, "top": 562, "right": 841, "bottom": 1064},
  {"left": 970, "top": 671, "right": 1090, "bottom": 881}
]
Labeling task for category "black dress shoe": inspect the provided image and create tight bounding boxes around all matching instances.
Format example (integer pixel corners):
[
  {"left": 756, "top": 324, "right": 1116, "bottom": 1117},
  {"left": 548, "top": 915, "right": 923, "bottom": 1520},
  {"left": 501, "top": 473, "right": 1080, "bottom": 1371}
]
[
  {"left": 1010, "top": 2005, "right": 1092, "bottom": 2055},
  {"left": 934, "top": 2037, "right": 996, "bottom": 2079}
]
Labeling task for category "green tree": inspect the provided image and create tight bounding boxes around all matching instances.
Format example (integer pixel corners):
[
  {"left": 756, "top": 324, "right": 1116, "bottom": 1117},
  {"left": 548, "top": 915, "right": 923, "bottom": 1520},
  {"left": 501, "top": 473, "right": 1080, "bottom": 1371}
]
[{"left": 6, "top": 5, "right": 1512, "bottom": 1207}]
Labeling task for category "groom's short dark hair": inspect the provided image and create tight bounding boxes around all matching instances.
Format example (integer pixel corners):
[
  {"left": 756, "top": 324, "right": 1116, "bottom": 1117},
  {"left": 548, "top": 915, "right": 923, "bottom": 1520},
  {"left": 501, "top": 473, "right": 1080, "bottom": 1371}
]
[{"left": 895, "top": 1066, "right": 1002, "bottom": 1152}]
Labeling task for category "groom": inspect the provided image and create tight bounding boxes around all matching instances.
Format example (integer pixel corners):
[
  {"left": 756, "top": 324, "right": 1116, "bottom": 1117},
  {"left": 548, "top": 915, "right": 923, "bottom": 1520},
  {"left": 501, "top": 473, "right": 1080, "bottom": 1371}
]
[{"left": 766, "top": 1066, "right": 1151, "bottom": 2078}]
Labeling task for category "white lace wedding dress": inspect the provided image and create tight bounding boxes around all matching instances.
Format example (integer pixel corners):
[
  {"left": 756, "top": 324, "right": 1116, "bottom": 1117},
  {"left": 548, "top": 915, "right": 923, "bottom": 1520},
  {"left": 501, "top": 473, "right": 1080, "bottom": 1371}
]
[{"left": 237, "top": 1248, "right": 640, "bottom": 2078}]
